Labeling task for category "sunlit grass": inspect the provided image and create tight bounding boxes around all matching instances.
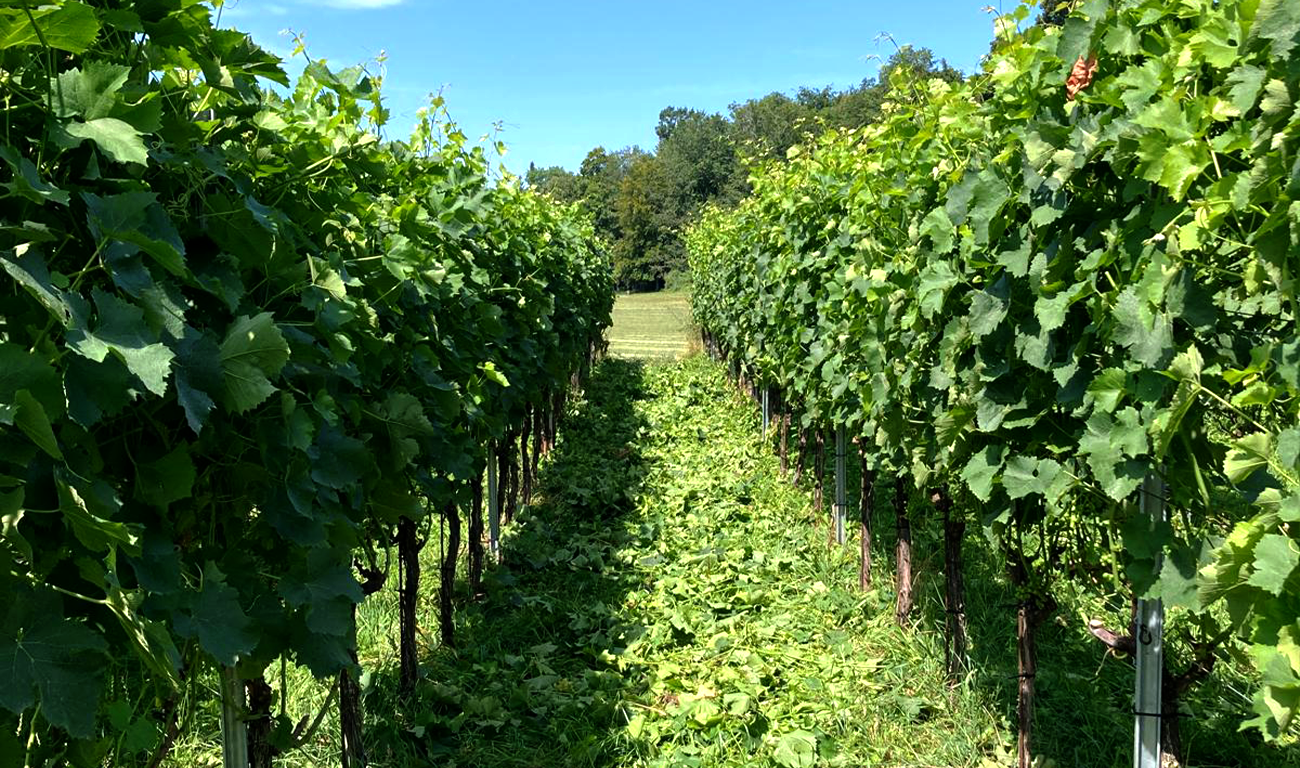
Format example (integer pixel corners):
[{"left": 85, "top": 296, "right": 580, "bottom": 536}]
[{"left": 607, "top": 291, "right": 696, "bottom": 360}]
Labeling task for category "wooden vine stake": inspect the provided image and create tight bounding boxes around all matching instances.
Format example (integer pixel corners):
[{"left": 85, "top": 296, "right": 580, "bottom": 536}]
[
  {"left": 1008, "top": 515, "right": 1057, "bottom": 768},
  {"left": 858, "top": 449, "right": 874, "bottom": 590},
  {"left": 220, "top": 666, "right": 248, "bottom": 768},
  {"left": 397, "top": 514, "right": 420, "bottom": 694},
  {"left": 438, "top": 499, "right": 460, "bottom": 649},
  {"left": 468, "top": 474, "right": 484, "bottom": 596},
  {"left": 894, "top": 476, "right": 913, "bottom": 626},
  {"left": 246, "top": 677, "right": 276, "bottom": 768},
  {"left": 339, "top": 654, "right": 365, "bottom": 768},
  {"left": 1135, "top": 473, "right": 1165, "bottom": 768},
  {"left": 935, "top": 488, "right": 967, "bottom": 677}
]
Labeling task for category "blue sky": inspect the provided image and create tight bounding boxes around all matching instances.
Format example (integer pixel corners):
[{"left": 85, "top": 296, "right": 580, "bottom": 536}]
[{"left": 216, "top": 0, "right": 1005, "bottom": 175}]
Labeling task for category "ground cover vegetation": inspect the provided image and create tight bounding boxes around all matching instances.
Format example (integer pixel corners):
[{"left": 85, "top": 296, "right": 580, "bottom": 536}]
[
  {"left": 0, "top": 1, "right": 613, "bottom": 765},
  {"left": 526, "top": 49, "right": 962, "bottom": 290},
  {"left": 688, "top": 0, "right": 1300, "bottom": 766},
  {"left": 305, "top": 357, "right": 1292, "bottom": 768}
]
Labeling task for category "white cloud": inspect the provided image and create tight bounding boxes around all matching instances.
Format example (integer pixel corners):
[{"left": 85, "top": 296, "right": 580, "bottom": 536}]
[
  {"left": 320, "top": 0, "right": 406, "bottom": 8},
  {"left": 217, "top": 2, "right": 291, "bottom": 19}
]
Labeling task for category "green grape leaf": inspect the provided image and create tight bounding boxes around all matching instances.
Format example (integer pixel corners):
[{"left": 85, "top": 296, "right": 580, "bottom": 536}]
[
  {"left": 1250, "top": 0, "right": 1300, "bottom": 59},
  {"left": 83, "top": 192, "right": 186, "bottom": 276},
  {"left": 961, "top": 445, "right": 1004, "bottom": 502},
  {"left": 309, "top": 427, "right": 371, "bottom": 490},
  {"left": 1134, "top": 97, "right": 1194, "bottom": 143},
  {"left": 61, "top": 117, "right": 148, "bottom": 166},
  {"left": 1225, "top": 432, "right": 1271, "bottom": 484},
  {"left": 1055, "top": 0, "right": 1106, "bottom": 66},
  {"left": 0, "top": 1, "right": 101, "bottom": 53},
  {"left": 219, "top": 313, "right": 289, "bottom": 414},
  {"left": 50, "top": 62, "right": 129, "bottom": 120},
  {"left": 174, "top": 564, "right": 256, "bottom": 666},
  {"left": 10, "top": 389, "right": 62, "bottom": 460},
  {"left": 65, "top": 353, "right": 134, "bottom": 428},
  {"left": 480, "top": 361, "right": 510, "bottom": 387},
  {"left": 174, "top": 329, "right": 222, "bottom": 434},
  {"left": 0, "top": 589, "right": 107, "bottom": 738},
  {"left": 1121, "top": 513, "right": 1173, "bottom": 562},
  {"left": 1088, "top": 368, "right": 1127, "bottom": 413},
  {"left": 1247, "top": 534, "right": 1300, "bottom": 596},
  {"left": 0, "top": 245, "right": 75, "bottom": 327},
  {"left": 0, "top": 145, "right": 69, "bottom": 205},
  {"left": 997, "top": 238, "right": 1031, "bottom": 277},
  {"left": 1189, "top": 20, "right": 1239, "bottom": 69},
  {"left": 377, "top": 391, "right": 435, "bottom": 469},
  {"left": 134, "top": 447, "right": 195, "bottom": 508},
  {"left": 1150, "top": 540, "right": 1210, "bottom": 611},
  {"left": 968, "top": 289, "right": 1007, "bottom": 338},
  {"left": 1080, "top": 409, "right": 1148, "bottom": 500},
  {"left": 965, "top": 171, "right": 1010, "bottom": 245},
  {"left": 280, "top": 571, "right": 363, "bottom": 611},
  {"left": 773, "top": 730, "right": 817, "bottom": 768},
  {"left": 1114, "top": 60, "right": 1161, "bottom": 113},
  {"left": 1002, "top": 456, "right": 1063, "bottom": 501},
  {"left": 1278, "top": 427, "right": 1300, "bottom": 470},
  {"left": 280, "top": 560, "right": 362, "bottom": 637},
  {"left": 371, "top": 479, "right": 423, "bottom": 524},
  {"left": 56, "top": 473, "right": 135, "bottom": 553},
  {"left": 1226, "top": 65, "right": 1268, "bottom": 115},
  {"left": 1113, "top": 288, "right": 1174, "bottom": 368},
  {"left": 1259, "top": 79, "right": 1291, "bottom": 117},
  {"left": 1034, "top": 290, "right": 1071, "bottom": 333},
  {"left": 916, "top": 261, "right": 959, "bottom": 319},
  {"left": 67, "top": 289, "right": 174, "bottom": 397},
  {"left": 919, "top": 207, "right": 955, "bottom": 254}
]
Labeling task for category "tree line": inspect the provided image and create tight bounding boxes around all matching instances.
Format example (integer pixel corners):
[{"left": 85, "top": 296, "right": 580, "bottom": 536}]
[{"left": 526, "top": 47, "right": 962, "bottom": 290}]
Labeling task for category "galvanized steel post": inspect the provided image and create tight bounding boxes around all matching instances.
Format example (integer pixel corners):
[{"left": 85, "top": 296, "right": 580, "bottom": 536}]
[
  {"left": 488, "top": 445, "right": 500, "bottom": 560},
  {"left": 834, "top": 426, "right": 847, "bottom": 545},
  {"left": 220, "top": 666, "right": 248, "bottom": 768},
  {"left": 1134, "top": 473, "right": 1165, "bottom": 768},
  {"left": 761, "top": 387, "right": 770, "bottom": 440}
]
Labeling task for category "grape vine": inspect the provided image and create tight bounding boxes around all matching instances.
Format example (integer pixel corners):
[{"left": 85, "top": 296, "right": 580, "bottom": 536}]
[
  {"left": 0, "top": 1, "right": 613, "bottom": 764},
  {"left": 689, "top": 0, "right": 1299, "bottom": 750}
]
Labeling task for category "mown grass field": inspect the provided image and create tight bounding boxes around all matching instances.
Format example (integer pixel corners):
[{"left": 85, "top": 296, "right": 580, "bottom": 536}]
[{"left": 606, "top": 291, "right": 696, "bottom": 360}]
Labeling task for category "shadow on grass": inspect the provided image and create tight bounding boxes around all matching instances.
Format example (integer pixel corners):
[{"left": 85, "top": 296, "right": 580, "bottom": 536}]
[{"left": 361, "top": 359, "right": 653, "bottom": 768}]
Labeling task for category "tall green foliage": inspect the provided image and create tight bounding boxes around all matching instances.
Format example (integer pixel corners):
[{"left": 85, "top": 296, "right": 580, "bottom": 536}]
[
  {"left": 0, "top": 0, "right": 612, "bottom": 762},
  {"left": 689, "top": 0, "right": 1299, "bottom": 739}
]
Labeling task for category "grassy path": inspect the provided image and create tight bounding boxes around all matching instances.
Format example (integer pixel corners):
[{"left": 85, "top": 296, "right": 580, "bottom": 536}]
[{"left": 365, "top": 358, "right": 1009, "bottom": 767}]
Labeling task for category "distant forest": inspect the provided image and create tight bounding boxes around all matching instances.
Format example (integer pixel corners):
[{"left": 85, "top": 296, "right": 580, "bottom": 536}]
[{"left": 525, "top": 47, "right": 963, "bottom": 290}]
